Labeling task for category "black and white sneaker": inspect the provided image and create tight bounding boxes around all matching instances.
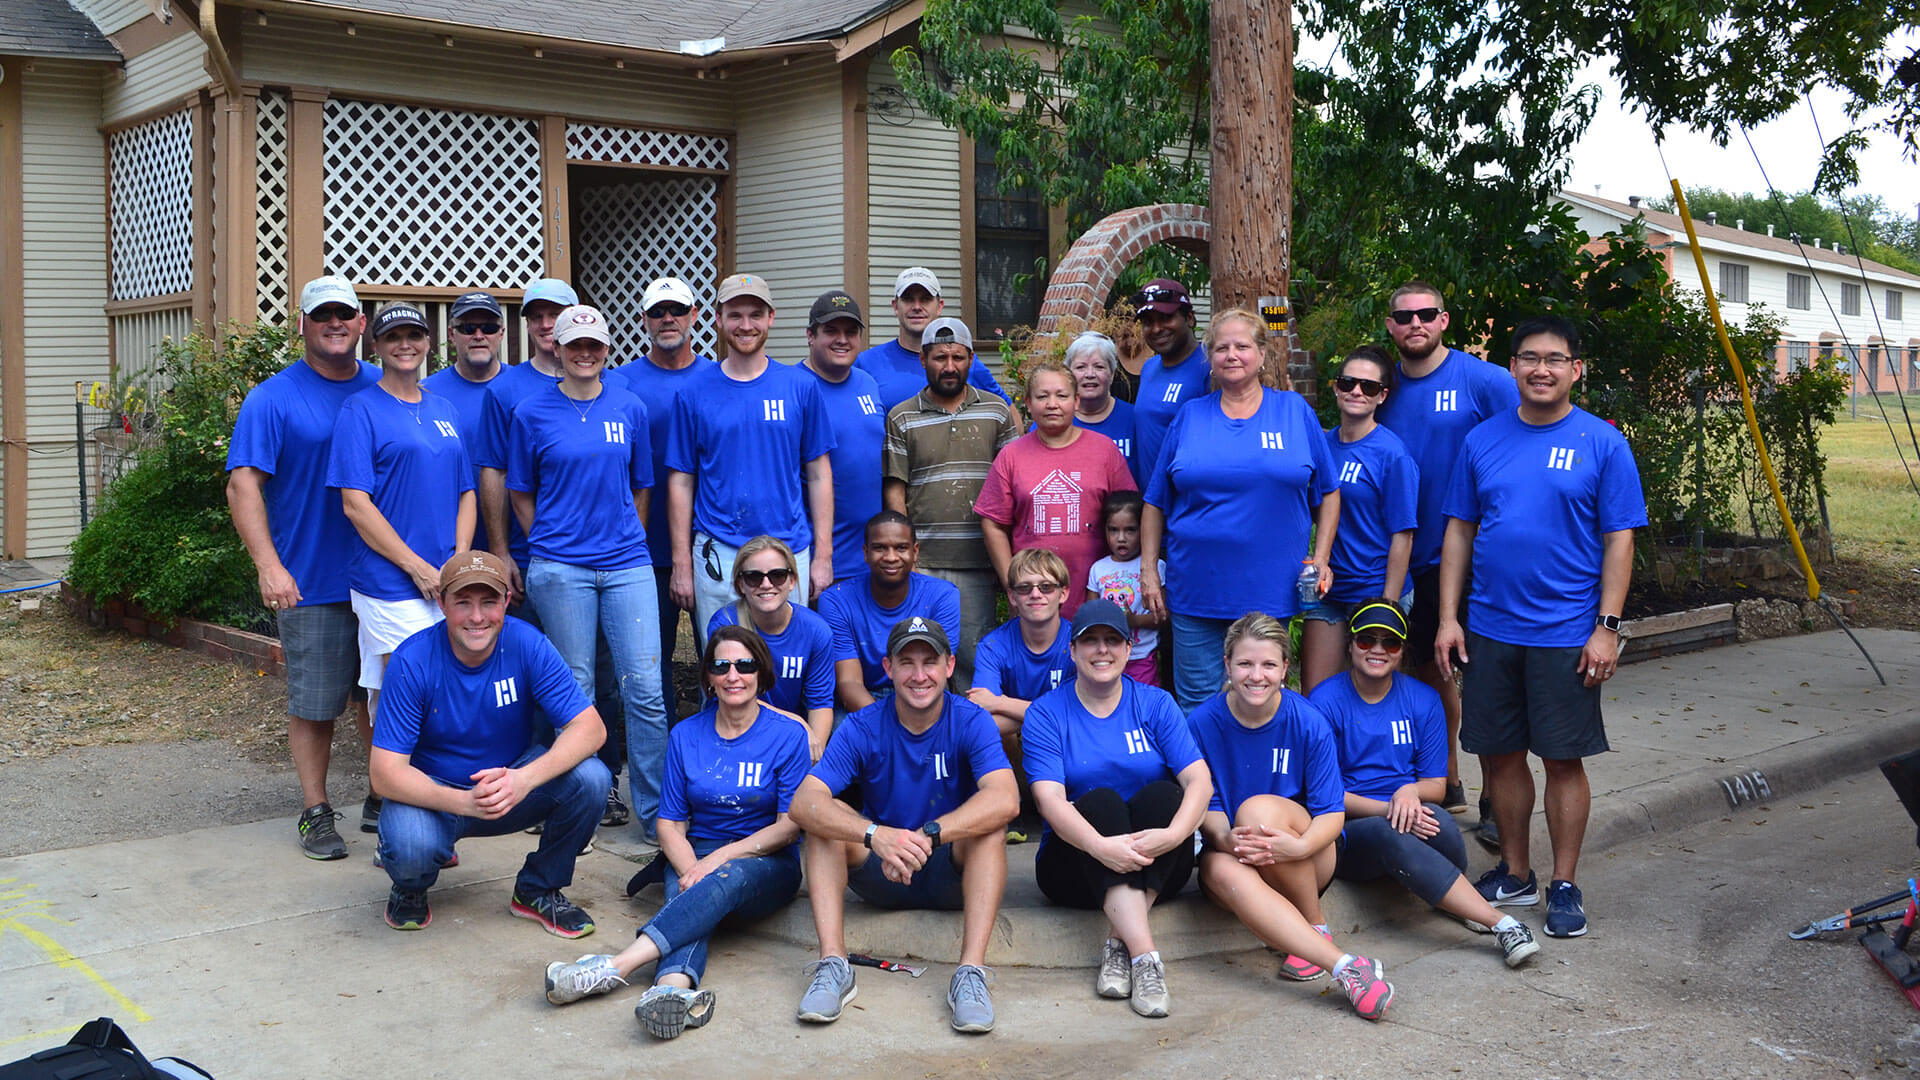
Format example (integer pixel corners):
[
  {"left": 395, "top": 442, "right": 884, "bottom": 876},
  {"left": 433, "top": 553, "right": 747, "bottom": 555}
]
[
  {"left": 1497, "top": 921, "right": 1540, "bottom": 967},
  {"left": 360, "top": 794, "right": 382, "bottom": 834}
]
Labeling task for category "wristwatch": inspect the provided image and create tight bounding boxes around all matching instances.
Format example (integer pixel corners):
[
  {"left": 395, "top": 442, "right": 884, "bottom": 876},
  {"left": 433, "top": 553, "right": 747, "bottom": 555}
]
[
  {"left": 920, "top": 821, "right": 943, "bottom": 848},
  {"left": 863, "top": 822, "right": 878, "bottom": 849},
  {"left": 1594, "top": 613, "right": 1623, "bottom": 633}
]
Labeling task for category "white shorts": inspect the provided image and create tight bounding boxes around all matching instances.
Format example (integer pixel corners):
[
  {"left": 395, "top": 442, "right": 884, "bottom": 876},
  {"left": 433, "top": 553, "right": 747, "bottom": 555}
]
[{"left": 348, "top": 590, "right": 443, "bottom": 690}]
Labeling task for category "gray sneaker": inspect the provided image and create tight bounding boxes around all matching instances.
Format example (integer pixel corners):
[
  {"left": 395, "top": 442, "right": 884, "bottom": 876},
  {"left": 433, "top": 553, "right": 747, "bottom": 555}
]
[
  {"left": 1499, "top": 921, "right": 1541, "bottom": 968},
  {"left": 1095, "top": 938, "right": 1130, "bottom": 999},
  {"left": 796, "top": 956, "right": 857, "bottom": 1023},
  {"left": 545, "top": 954, "right": 626, "bottom": 1004},
  {"left": 635, "top": 984, "right": 716, "bottom": 1039},
  {"left": 1129, "top": 955, "right": 1170, "bottom": 1018},
  {"left": 297, "top": 803, "right": 347, "bottom": 860},
  {"left": 360, "top": 794, "right": 381, "bottom": 834},
  {"left": 948, "top": 964, "right": 995, "bottom": 1033}
]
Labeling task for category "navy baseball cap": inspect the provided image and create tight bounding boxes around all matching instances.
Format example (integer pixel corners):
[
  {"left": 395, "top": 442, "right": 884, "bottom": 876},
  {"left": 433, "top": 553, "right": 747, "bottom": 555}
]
[
  {"left": 370, "top": 303, "right": 429, "bottom": 338},
  {"left": 450, "top": 291, "right": 503, "bottom": 318},
  {"left": 1070, "top": 598, "right": 1131, "bottom": 642}
]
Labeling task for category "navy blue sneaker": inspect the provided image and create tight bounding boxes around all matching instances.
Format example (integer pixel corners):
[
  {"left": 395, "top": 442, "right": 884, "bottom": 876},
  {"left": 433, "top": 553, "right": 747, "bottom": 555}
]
[
  {"left": 1473, "top": 862, "right": 1539, "bottom": 907},
  {"left": 1544, "top": 880, "right": 1587, "bottom": 937}
]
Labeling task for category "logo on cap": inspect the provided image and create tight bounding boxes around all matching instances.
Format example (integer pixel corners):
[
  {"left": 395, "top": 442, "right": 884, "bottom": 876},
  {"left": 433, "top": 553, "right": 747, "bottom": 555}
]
[
  {"left": 570, "top": 310, "right": 600, "bottom": 325},
  {"left": 909, "top": 617, "right": 929, "bottom": 633}
]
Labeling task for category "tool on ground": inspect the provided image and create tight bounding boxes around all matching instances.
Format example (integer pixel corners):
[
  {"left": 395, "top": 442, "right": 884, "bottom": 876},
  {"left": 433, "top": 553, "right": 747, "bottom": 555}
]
[{"left": 848, "top": 953, "right": 925, "bottom": 978}]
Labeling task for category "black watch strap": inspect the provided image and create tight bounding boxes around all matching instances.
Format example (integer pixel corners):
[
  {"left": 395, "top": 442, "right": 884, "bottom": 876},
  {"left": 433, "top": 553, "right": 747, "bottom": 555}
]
[{"left": 1595, "top": 613, "right": 1622, "bottom": 633}]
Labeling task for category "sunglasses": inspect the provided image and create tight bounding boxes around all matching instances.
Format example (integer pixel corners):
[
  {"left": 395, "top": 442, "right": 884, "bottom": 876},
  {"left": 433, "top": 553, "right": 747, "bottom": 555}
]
[
  {"left": 453, "top": 321, "right": 502, "bottom": 335},
  {"left": 646, "top": 303, "right": 693, "bottom": 319},
  {"left": 1334, "top": 375, "right": 1385, "bottom": 396},
  {"left": 739, "top": 568, "right": 794, "bottom": 588},
  {"left": 1012, "top": 581, "right": 1062, "bottom": 595},
  {"left": 1352, "top": 632, "right": 1405, "bottom": 654},
  {"left": 706, "top": 657, "right": 762, "bottom": 675},
  {"left": 1388, "top": 307, "right": 1442, "bottom": 325},
  {"left": 308, "top": 305, "right": 359, "bottom": 323}
]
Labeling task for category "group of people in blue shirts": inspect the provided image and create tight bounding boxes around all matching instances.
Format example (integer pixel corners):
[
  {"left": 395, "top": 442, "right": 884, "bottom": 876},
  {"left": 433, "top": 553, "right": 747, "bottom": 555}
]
[{"left": 224, "top": 268, "right": 1646, "bottom": 1041}]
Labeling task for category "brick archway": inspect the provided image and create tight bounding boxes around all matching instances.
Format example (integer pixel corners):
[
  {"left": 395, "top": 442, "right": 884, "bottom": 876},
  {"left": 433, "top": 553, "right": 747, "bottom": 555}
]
[{"left": 1035, "top": 203, "right": 1211, "bottom": 336}]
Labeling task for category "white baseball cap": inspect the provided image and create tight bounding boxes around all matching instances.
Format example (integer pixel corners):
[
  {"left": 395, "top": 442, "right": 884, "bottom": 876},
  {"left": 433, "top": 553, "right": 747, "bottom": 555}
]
[
  {"left": 642, "top": 277, "right": 698, "bottom": 312},
  {"left": 893, "top": 267, "right": 941, "bottom": 298},
  {"left": 553, "top": 305, "right": 612, "bottom": 346},
  {"left": 299, "top": 275, "right": 359, "bottom": 313}
]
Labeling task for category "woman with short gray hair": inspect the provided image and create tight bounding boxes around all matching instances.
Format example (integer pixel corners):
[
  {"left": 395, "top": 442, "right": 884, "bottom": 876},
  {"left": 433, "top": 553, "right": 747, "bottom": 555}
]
[{"left": 1061, "top": 331, "right": 1139, "bottom": 479}]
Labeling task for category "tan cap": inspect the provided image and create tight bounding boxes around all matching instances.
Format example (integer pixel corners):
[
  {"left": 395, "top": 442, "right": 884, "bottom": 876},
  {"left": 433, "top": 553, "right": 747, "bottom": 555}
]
[
  {"left": 439, "top": 550, "right": 511, "bottom": 597},
  {"left": 715, "top": 273, "right": 775, "bottom": 308}
]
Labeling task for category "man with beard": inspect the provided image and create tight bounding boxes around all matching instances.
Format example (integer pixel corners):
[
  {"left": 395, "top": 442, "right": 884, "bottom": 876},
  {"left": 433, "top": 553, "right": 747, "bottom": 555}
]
[
  {"left": 1129, "top": 279, "right": 1212, "bottom": 483},
  {"left": 856, "top": 267, "right": 1006, "bottom": 410},
  {"left": 667, "top": 273, "right": 836, "bottom": 646},
  {"left": 801, "top": 290, "right": 887, "bottom": 584},
  {"left": 1372, "top": 280, "right": 1518, "bottom": 833},
  {"left": 883, "top": 317, "right": 1020, "bottom": 687}
]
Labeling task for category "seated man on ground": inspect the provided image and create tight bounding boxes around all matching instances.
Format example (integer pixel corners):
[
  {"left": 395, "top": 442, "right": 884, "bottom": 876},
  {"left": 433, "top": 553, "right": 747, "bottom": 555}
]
[
  {"left": 371, "top": 551, "right": 610, "bottom": 936},
  {"left": 1308, "top": 600, "right": 1539, "bottom": 968},
  {"left": 788, "top": 617, "right": 1019, "bottom": 1034}
]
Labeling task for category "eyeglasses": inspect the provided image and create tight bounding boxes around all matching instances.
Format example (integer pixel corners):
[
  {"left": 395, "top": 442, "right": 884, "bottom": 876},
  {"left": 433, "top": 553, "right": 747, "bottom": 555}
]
[
  {"left": 453, "top": 321, "right": 502, "bottom": 336},
  {"left": 706, "top": 657, "right": 762, "bottom": 675},
  {"left": 1012, "top": 581, "right": 1062, "bottom": 595},
  {"left": 646, "top": 303, "right": 692, "bottom": 319},
  {"left": 739, "top": 568, "right": 794, "bottom": 588},
  {"left": 1513, "top": 351, "right": 1576, "bottom": 370},
  {"left": 308, "top": 305, "right": 359, "bottom": 324},
  {"left": 1351, "top": 632, "right": 1405, "bottom": 654},
  {"left": 1388, "top": 307, "right": 1442, "bottom": 325},
  {"left": 1334, "top": 375, "right": 1385, "bottom": 396}
]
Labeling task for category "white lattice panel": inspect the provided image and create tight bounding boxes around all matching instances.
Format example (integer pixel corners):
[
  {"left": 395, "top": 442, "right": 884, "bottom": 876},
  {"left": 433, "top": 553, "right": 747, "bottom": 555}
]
[
  {"left": 572, "top": 176, "right": 720, "bottom": 360},
  {"left": 566, "top": 122, "right": 730, "bottom": 172},
  {"left": 322, "top": 99, "right": 544, "bottom": 288},
  {"left": 109, "top": 109, "right": 194, "bottom": 301},
  {"left": 254, "top": 89, "right": 291, "bottom": 325}
]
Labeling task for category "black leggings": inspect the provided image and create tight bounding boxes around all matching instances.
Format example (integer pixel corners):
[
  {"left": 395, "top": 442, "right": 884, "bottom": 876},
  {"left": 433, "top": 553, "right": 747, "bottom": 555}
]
[{"left": 1034, "top": 780, "right": 1193, "bottom": 909}]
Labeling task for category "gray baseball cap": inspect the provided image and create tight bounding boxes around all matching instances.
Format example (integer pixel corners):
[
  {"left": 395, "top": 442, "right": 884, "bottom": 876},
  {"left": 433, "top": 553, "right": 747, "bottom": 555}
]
[{"left": 920, "top": 317, "right": 973, "bottom": 353}]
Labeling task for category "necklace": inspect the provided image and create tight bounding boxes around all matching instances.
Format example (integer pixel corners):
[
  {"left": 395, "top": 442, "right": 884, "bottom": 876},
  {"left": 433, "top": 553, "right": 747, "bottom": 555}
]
[{"left": 564, "top": 387, "right": 599, "bottom": 423}]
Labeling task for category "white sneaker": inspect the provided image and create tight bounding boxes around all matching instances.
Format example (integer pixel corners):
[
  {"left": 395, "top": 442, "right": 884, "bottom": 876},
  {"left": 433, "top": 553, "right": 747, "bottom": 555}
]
[{"left": 1096, "top": 939, "right": 1130, "bottom": 999}]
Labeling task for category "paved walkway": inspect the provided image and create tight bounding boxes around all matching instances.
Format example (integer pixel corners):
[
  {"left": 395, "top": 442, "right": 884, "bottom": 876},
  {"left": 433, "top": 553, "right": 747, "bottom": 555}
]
[{"left": 0, "top": 630, "right": 1913, "bottom": 1070}]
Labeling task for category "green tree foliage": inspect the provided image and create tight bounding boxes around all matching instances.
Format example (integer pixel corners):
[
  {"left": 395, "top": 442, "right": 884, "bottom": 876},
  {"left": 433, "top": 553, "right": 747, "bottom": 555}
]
[{"left": 1649, "top": 187, "right": 1920, "bottom": 275}]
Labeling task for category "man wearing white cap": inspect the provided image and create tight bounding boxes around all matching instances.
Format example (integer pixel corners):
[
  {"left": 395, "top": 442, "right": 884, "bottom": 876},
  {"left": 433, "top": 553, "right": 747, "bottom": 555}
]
[
  {"left": 227, "top": 274, "right": 383, "bottom": 859},
  {"left": 856, "top": 267, "right": 1007, "bottom": 411},
  {"left": 666, "top": 273, "right": 837, "bottom": 645}
]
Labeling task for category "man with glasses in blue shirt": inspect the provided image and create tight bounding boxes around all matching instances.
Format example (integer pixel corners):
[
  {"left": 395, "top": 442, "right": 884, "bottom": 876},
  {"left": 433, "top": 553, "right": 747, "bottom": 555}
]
[{"left": 425, "top": 291, "right": 508, "bottom": 559}]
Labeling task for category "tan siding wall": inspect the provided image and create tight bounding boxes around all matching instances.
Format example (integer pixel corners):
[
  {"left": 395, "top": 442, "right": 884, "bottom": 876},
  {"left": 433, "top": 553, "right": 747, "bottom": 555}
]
[
  {"left": 238, "top": 16, "right": 732, "bottom": 130},
  {"left": 69, "top": 0, "right": 151, "bottom": 35},
  {"left": 730, "top": 56, "right": 845, "bottom": 362},
  {"left": 111, "top": 307, "right": 194, "bottom": 382},
  {"left": 20, "top": 62, "right": 112, "bottom": 558},
  {"left": 865, "top": 64, "right": 963, "bottom": 352},
  {"left": 102, "top": 32, "right": 208, "bottom": 125}
]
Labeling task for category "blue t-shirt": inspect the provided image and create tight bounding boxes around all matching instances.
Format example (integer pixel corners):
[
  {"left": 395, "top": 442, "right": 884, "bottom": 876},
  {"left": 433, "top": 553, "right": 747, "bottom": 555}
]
[
  {"left": 707, "top": 602, "right": 838, "bottom": 713},
  {"left": 225, "top": 359, "right": 382, "bottom": 606},
  {"left": 1133, "top": 344, "right": 1210, "bottom": 489},
  {"left": 1374, "top": 348, "right": 1520, "bottom": 573},
  {"left": 505, "top": 382, "right": 653, "bottom": 571},
  {"left": 1187, "top": 690, "right": 1345, "bottom": 820},
  {"left": 423, "top": 366, "right": 501, "bottom": 557},
  {"left": 1077, "top": 399, "right": 1138, "bottom": 482},
  {"left": 1442, "top": 406, "right": 1648, "bottom": 646},
  {"left": 1143, "top": 389, "right": 1337, "bottom": 619},
  {"left": 817, "top": 571, "right": 962, "bottom": 693},
  {"left": 802, "top": 364, "right": 887, "bottom": 579},
  {"left": 325, "top": 386, "right": 475, "bottom": 601},
  {"left": 373, "top": 616, "right": 591, "bottom": 786},
  {"left": 1021, "top": 680, "right": 1203, "bottom": 850},
  {"left": 659, "top": 702, "right": 812, "bottom": 846},
  {"left": 666, "top": 360, "right": 836, "bottom": 550},
  {"left": 1323, "top": 424, "right": 1420, "bottom": 603},
  {"left": 604, "top": 355, "right": 714, "bottom": 568},
  {"left": 1307, "top": 673, "right": 1448, "bottom": 802},
  {"left": 855, "top": 338, "right": 1008, "bottom": 411},
  {"left": 810, "top": 693, "right": 1012, "bottom": 829},
  {"left": 472, "top": 362, "right": 562, "bottom": 567},
  {"left": 971, "top": 617, "right": 1072, "bottom": 700}
]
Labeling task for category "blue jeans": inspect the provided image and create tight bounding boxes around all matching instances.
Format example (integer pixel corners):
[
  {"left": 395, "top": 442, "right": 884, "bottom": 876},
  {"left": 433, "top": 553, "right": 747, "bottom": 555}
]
[
  {"left": 642, "top": 840, "right": 802, "bottom": 987},
  {"left": 1170, "top": 613, "right": 1235, "bottom": 713},
  {"left": 527, "top": 560, "right": 668, "bottom": 832},
  {"left": 378, "top": 746, "right": 610, "bottom": 895}
]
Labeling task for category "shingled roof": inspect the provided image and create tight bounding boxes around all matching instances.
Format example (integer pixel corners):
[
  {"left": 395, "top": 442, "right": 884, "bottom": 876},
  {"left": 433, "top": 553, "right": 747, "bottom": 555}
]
[
  {"left": 1, "top": 0, "right": 122, "bottom": 61},
  {"left": 1563, "top": 190, "right": 1920, "bottom": 285}
]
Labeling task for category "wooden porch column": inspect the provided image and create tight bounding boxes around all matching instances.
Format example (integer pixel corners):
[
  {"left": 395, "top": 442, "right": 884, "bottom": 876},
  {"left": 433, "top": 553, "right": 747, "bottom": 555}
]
[
  {"left": 539, "top": 115, "right": 569, "bottom": 280},
  {"left": 285, "top": 86, "right": 328, "bottom": 291}
]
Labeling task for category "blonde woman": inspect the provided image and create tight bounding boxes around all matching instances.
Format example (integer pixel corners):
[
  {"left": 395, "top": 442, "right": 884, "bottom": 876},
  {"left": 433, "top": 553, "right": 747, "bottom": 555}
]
[{"left": 706, "top": 536, "right": 835, "bottom": 759}]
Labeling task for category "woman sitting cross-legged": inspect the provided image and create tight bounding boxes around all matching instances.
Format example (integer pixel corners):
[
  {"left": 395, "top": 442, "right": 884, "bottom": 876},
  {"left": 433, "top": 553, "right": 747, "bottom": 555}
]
[
  {"left": 1021, "top": 599, "right": 1212, "bottom": 1018},
  {"left": 542, "top": 625, "right": 810, "bottom": 1038},
  {"left": 1307, "top": 600, "right": 1540, "bottom": 968}
]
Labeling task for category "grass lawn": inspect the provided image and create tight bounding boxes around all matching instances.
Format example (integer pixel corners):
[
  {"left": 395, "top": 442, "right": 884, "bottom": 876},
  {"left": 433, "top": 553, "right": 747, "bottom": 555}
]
[{"left": 1818, "top": 394, "right": 1920, "bottom": 550}]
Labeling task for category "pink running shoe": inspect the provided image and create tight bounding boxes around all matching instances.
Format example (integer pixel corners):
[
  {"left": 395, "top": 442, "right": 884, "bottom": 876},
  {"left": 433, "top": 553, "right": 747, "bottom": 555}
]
[
  {"left": 1335, "top": 955, "right": 1394, "bottom": 1020},
  {"left": 1279, "top": 927, "right": 1334, "bottom": 981}
]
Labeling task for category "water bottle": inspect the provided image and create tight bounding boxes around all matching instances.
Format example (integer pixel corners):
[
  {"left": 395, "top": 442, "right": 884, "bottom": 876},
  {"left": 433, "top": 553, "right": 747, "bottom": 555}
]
[{"left": 1296, "top": 559, "right": 1319, "bottom": 608}]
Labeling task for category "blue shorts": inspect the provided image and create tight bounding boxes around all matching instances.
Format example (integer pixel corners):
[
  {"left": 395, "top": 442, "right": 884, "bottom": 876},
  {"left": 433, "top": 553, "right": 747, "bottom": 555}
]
[
  {"left": 1300, "top": 592, "right": 1412, "bottom": 625},
  {"left": 847, "top": 845, "right": 965, "bottom": 911}
]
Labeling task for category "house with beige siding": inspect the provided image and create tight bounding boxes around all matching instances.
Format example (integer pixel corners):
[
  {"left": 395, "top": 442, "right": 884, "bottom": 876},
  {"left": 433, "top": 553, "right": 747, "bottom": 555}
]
[{"left": 0, "top": 0, "right": 1082, "bottom": 560}]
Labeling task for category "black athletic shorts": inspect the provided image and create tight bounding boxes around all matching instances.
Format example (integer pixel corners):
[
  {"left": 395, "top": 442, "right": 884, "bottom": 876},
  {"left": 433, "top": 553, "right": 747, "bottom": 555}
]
[{"left": 1458, "top": 632, "right": 1607, "bottom": 760}]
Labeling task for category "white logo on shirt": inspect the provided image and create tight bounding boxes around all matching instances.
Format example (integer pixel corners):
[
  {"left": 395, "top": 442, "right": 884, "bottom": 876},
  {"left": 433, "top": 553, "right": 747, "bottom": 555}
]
[
  {"left": 1434, "top": 390, "right": 1458, "bottom": 412},
  {"left": 604, "top": 421, "right": 626, "bottom": 444},
  {"left": 763, "top": 399, "right": 787, "bottom": 422},
  {"left": 932, "top": 752, "right": 950, "bottom": 781},
  {"left": 1548, "top": 447, "right": 1577, "bottom": 471},
  {"left": 781, "top": 655, "right": 804, "bottom": 679},
  {"left": 492, "top": 677, "right": 518, "bottom": 708},
  {"left": 1260, "top": 431, "right": 1285, "bottom": 451},
  {"left": 858, "top": 395, "right": 879, "bottom": 416},
  {"left": 1340, "top": 460, "right": 1363, "bottom": 484},
  {"left": 1048, "top": 668, "right": 1064, "bottom": 689},
  {"left": 1124, "top": 728, "right": 1150, "bottom": 755},
  {"left": 738, "top": 761, "right": 765, "bottom": 788},
  {"left": 1162, "top": 384, "right": 1183, "bottom": 404},
  {"left": 1272, "top": 747, "right": 1291, "bottom": 775},
  {"left": 433, "top": 419, "right": 459, "bottom": 439},
  {"left": 1116, "top": 438, "right": 1133, "bottom": 458},
  {"left": 1391, "top": 719, "right": 1413, "bottom": 746}
]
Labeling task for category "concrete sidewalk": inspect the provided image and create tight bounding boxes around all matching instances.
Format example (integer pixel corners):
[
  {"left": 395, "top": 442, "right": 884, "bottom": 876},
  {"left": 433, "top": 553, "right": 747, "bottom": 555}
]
[{"left": 1, "top": 630, "right": 1914, "bottom": 1068}]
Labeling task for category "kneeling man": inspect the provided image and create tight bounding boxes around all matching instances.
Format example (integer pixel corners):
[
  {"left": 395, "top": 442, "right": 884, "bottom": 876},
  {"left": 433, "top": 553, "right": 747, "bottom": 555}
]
[
  {"left": 789, "top": 617, "right": 1018, "bottom": 1033},
  {"left": 372, "top": 551, "right": 612, "bottom": 936}
]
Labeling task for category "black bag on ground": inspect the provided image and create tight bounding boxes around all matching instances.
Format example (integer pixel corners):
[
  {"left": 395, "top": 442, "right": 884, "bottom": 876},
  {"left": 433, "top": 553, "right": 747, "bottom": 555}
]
[{"left": 0, "top": 1017, "right": 211, "bottom": 1079}]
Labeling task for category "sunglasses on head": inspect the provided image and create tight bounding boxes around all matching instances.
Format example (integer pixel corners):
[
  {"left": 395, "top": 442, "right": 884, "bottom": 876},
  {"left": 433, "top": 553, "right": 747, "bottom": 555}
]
[
  {"left": 1388, "top": 306, "right": 1442, "bottom": 325},
  {"left": 1352, "top": 632, "right": 1405, "bottom": 654},
  {"left": 739, "top": 567, "right": 794, "bottom": 588},
  {"left": 453, "top": 321, "right": 502, "bottom": 336},
  {"left": 707, "top": 657, "right": 761, "bottom": 675},
  {"left": 1334, "top": 375, "right": 1385, "bottom": 396},
  {"left": 647, "top": 303, "right": 693, "bottom": 319}
]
